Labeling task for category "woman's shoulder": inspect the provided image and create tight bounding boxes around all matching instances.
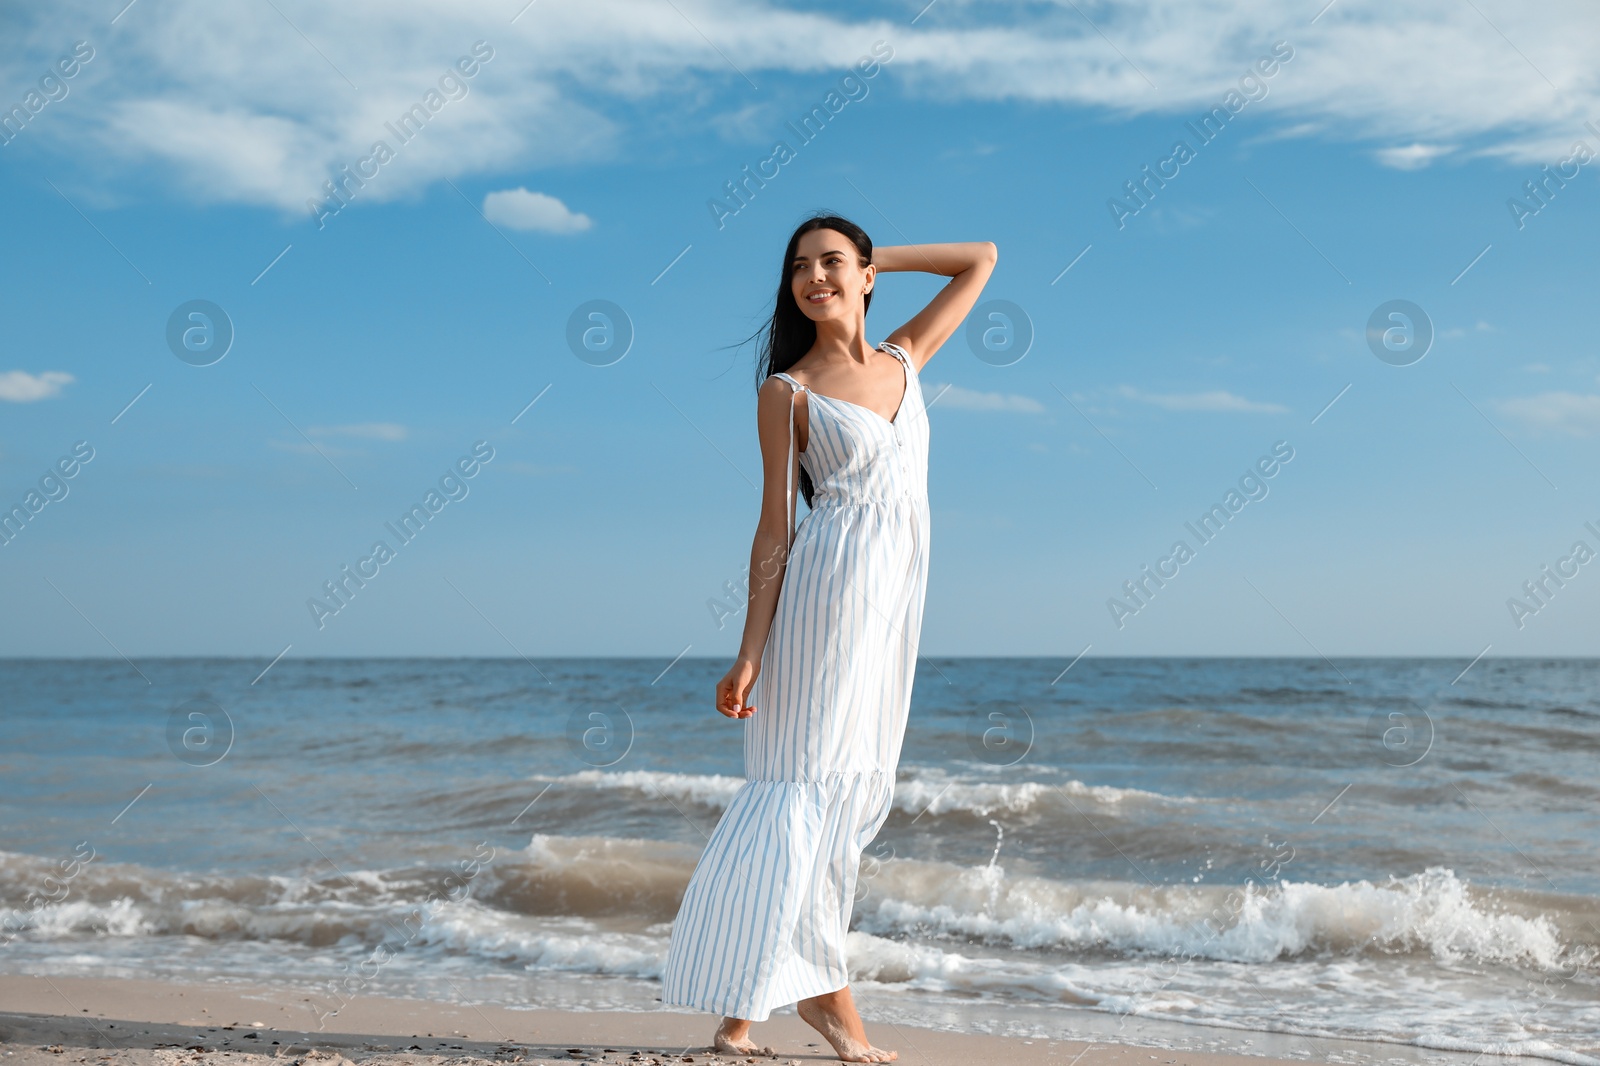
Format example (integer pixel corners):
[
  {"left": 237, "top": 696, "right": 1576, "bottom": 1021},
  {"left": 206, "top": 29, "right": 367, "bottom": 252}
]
[{"left": 761, "top": 372, "right": 806, "bottom": 404}]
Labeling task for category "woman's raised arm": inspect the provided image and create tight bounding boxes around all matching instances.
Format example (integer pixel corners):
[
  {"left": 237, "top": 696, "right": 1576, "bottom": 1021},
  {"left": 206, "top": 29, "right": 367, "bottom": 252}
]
[{"left": 871, "top": 241, "right": 998, "bottom": 372}]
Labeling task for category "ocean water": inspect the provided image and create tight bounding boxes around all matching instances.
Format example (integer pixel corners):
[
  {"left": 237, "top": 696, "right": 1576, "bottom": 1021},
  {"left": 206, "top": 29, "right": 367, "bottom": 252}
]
[{"left": 1, "top": 657, "right": 1596, "bottom": 1063}]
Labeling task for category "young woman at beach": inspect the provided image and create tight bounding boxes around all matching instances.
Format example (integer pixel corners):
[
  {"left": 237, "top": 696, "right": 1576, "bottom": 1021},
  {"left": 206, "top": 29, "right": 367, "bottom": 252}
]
[{"left": 660, "top": 214, "right": 998, "bottom": 1063}]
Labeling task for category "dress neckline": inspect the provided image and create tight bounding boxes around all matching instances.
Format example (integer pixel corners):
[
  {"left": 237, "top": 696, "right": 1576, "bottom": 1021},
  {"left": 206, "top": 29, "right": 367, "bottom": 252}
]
[{"left": 778, "top": 343, "right": 909, "bottom": 427}]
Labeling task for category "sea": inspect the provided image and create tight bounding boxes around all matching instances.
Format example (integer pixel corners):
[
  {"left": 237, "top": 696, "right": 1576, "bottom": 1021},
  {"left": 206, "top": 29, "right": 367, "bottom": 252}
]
[{"left": 1, "top": 658, "right": 1596, "bottom": 1064}]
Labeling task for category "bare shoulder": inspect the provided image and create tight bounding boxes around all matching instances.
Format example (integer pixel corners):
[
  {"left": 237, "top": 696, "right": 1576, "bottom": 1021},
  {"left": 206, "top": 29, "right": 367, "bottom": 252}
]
[
  {"left": 758, "top": 373, "right": 803, "bottom": 417},
  {"left": 760, "top": 373, "right": 792, "bottom": 397}
]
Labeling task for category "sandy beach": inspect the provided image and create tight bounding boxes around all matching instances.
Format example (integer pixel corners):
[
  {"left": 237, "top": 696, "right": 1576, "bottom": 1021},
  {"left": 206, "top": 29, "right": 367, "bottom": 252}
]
[{"left": 0, "top": 974, "right": 1363, "bottom": 1066}]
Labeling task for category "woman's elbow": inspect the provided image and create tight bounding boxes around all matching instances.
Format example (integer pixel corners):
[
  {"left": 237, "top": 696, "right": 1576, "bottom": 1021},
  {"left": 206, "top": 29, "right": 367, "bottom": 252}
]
[{"left": 753, "top": 517, "right": 790, "bottom": 550}]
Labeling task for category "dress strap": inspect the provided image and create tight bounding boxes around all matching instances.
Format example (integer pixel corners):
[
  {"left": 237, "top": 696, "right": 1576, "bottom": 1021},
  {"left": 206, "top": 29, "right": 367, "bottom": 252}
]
[
  {"left": 878, "top": 341, "right": 909, "bottom": 366},
  {"left": 772, "top": 373, "right": 808, "bottom": 548}
]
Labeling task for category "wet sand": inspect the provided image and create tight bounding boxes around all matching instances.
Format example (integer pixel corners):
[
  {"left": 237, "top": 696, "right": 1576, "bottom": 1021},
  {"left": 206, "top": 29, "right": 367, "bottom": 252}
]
[{"left": 0, "top": 974, "right": 1320, "bottom": 1066}]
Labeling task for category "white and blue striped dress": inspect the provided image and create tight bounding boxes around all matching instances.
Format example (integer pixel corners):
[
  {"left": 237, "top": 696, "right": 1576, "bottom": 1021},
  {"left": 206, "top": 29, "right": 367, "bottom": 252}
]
[{"left": 660, "top": 340, "right": 931, "bottom": 1021}]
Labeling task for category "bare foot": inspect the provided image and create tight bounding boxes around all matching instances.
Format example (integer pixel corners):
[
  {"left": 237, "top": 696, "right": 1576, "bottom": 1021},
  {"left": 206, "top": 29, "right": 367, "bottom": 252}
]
[
  {"left": 796, "top": 987, "right": 897, "bottom": 1063},
  {"left": 712, "top": 1016, "right": 775, "bottom": 1057}
]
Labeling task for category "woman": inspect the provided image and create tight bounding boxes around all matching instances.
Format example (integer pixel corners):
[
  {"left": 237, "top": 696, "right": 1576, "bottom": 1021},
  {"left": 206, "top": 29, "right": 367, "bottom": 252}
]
[{"left": 660, "top": 214, "right": 997, "bottom": 1063}]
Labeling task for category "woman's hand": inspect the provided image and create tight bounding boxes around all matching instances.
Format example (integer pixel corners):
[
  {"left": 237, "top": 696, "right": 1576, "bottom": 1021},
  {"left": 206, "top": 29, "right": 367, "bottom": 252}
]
[{"left": 716, "top": 658, "right": 760, "bottom": 718}]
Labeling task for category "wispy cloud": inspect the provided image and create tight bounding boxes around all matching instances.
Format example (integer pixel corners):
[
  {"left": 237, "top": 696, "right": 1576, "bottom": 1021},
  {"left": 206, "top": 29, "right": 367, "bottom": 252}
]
[
  {"left": 1117, "top": 386, "right": 1288, "bottom": 413},
  {"left": 1374, "top": 143, "right": 1453, "bottom": 169},
  {"left": 483, "top": 188, "right": 593, "bottom": 233},
  {"left": 1499, "top": 391, "right": 1600, "bottom": 436},
  {"left": 268, "top": 439, "right": 361, "bottom": 457},
  {"left": 0, "top": 370, "right": 74, "bottom": 402},
  {"left": 8, "top": 1, "right": 1599, "bottom": 213},
  {"left": 1442, "top": 321, "right": 1496, "bottom": 339},
  {"left": 500, "top": 460, "right": 581, "bottom": 477},
  {"left": 306, "top": 423, "right": 408, "bottom": 441},
  {"left": 928, "top": 383, "right": 1047, "bottom": 413}
]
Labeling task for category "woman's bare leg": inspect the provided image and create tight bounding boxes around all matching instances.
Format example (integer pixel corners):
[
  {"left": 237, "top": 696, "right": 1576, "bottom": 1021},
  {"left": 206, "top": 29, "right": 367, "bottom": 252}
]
[
  {"left": 797, "top": 986, "right": 897, "bottom": 1063},
  {"left": 712, "top": 1016, "right": 773, "bottom": 1056}
]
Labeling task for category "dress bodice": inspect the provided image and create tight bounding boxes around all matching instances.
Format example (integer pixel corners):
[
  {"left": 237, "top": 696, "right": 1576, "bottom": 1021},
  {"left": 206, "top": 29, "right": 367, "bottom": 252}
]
[{"left": 771, "top": 341, "right": 929, "bottom": 545}]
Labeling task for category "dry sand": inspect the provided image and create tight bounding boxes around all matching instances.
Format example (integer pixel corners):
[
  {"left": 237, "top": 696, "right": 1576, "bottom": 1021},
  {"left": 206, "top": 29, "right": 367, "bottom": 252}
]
[{"left": 0, "top": 974, "right": 1373, "bottom": 1066}]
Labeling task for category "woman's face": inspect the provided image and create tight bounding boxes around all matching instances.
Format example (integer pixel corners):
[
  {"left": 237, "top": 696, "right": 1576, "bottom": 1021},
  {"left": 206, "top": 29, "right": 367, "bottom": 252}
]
[{"left": 790, "top": 228, "right": 872, "bottom": 322}]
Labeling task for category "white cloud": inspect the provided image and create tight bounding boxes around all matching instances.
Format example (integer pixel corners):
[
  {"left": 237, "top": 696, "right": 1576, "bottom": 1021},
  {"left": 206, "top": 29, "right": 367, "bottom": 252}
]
[
  {"left": 707, "top": 101, "right": 775, "bottom": 142},
  {"left": 1499, "top": 392, "right": 1600, "bottom": 436},
  {"left": 6, "top": 1, "right": 1600, "bottom": 213},
  {"left": 1374, "top": 143, "right": 1453, "bottom": 169},
  {"left": 0, "top": 370, "right": 74, "bottom": 402},
  {"left": 482, "top": 187, "right": 592, "bottom": 233},
  {"left": 306, "top": 423, "right": 408, "bottom": 441},
  {"left": 1117, "top": 386, "right": 1288, "bottom": 413},
  {"left": 927, "top": 383, "right": 1047, "bottom": 413},
  {"left": 500, "top": 459, "right": 581, "bottom": 476},
  {"left": 268, "top": 439, "right": 360, "bottom": 457},
  {"left": 1144, "top": 204, "right": 1217, "bottom": 231}
]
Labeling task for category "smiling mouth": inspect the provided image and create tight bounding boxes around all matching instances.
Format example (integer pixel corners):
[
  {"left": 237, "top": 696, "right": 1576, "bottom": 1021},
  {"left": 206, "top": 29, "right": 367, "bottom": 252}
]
[{"left": 806, "top": 290, "right": 836, "bottom": 303}]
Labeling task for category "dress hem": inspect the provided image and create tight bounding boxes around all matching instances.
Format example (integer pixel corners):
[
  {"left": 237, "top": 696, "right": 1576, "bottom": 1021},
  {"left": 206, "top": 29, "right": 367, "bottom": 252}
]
[{"left": 660, "top": 974, "right": 853, "bottom": 1023}]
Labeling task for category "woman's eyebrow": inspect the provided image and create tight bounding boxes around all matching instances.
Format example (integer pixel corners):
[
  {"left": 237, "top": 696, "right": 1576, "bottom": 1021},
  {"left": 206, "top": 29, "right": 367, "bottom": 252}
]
[{"left": 791, "top": 248, "right": 849, "bottom": 263}]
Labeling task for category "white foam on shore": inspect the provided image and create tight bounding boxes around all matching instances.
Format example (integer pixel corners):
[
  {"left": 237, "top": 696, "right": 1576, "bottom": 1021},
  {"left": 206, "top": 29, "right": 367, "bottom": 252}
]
[
  {"left": 534, "top": 767, "right": 1187, "bottom": 819},
  {"left": 854, "top": 861, "right": 1587, "bottom": 966},
  {"left": 4, "top": 844, "right": 1597, "bottom": 1065},
  {"left": 4, "top": 845, "right": 1592, "bottom": 967}
]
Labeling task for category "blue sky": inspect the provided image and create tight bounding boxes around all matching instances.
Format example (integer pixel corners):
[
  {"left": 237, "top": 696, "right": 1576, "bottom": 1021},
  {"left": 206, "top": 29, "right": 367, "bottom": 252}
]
[{"left": 2, "top": 0, "right": 1597, "bottom": 661}]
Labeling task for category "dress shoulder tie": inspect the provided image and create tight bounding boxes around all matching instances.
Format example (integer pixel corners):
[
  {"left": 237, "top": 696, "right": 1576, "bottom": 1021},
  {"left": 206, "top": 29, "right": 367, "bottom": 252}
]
[{"left": 772, "top": 372, "right": 808, "bottom": 549}]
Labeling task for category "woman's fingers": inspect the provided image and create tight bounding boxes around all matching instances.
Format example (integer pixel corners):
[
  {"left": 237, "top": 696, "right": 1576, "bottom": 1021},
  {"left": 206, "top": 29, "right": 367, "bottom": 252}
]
[
  {"left": 715, "top": 667, "right": 759, "bottom": 717},
  {"left": 716, "top": 677, "right": 746, "bottom": 718}
]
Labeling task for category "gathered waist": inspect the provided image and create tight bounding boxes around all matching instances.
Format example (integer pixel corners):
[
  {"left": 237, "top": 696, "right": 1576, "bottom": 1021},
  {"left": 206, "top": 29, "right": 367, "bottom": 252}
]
[{"left": 809, "top": 488, "right": 924, "bottom": 507}]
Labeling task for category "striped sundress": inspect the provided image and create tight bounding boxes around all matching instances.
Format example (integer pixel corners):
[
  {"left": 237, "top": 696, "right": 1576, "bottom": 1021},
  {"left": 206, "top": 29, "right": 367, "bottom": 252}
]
[{"left": 660, "top": 340, "right": 931, "bottom": 1021}]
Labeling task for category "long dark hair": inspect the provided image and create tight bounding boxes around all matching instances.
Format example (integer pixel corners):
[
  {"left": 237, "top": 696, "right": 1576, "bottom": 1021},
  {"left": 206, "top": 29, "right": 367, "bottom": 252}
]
[{"left": 747, "top": 212, "right": 874, "bottom": 508}]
